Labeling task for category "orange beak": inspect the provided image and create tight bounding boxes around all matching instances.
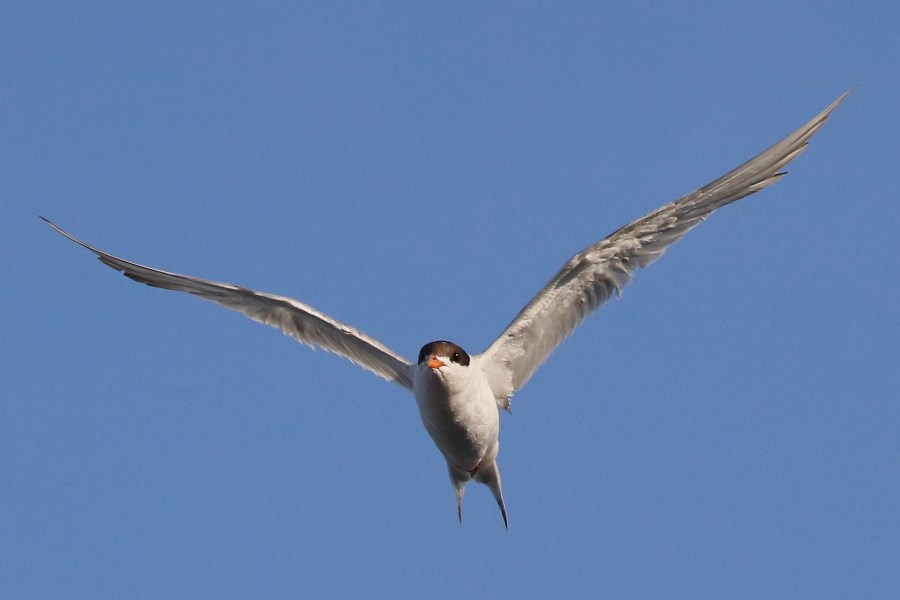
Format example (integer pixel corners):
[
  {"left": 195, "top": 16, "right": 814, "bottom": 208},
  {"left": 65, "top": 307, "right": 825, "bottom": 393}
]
[{"left": 427, "top": 356, "right": 445, "bottom": 369}]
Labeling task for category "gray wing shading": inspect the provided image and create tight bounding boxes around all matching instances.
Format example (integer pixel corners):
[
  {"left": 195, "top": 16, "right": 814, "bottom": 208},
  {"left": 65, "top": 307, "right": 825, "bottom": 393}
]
[
  {"left": 480, "top": 90, "right": 850, "bottom": 408},
  {"left": 42, "top": 217, "right": 415, "bottom": 390}
]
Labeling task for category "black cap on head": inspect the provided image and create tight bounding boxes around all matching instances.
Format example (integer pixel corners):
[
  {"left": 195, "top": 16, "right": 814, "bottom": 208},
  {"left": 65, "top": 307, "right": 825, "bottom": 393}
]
[{"left": 418, "top": 340, "right": 470, "bottom": 366}]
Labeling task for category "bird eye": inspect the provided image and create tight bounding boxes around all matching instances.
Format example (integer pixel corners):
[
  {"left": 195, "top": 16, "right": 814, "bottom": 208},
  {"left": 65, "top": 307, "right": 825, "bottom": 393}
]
[{"left": 451, "top": 352, "right": 461, "bottom": 363}]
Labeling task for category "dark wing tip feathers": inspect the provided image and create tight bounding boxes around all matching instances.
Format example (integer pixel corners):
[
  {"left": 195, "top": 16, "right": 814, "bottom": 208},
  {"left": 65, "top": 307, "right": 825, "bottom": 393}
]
[{"left": 42, "top": 217, "right": 117, "bottom": 269}]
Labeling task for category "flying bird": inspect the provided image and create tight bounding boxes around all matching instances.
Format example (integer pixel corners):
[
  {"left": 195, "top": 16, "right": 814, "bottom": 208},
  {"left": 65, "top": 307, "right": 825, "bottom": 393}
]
[{"left": 43, "top": 91, "right": 848, "bottom": 528}]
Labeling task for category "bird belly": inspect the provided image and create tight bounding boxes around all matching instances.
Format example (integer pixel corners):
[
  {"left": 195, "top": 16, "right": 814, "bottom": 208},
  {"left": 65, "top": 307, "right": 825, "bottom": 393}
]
[{"left": 413, "top": 376, "right": 499, "bottom": 472}]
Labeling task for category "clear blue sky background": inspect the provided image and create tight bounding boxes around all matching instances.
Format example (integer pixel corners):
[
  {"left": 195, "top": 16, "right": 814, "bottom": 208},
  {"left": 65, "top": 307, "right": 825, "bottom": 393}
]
[{"left": 3, "top": 2, "right": 898, "bottom": 598}]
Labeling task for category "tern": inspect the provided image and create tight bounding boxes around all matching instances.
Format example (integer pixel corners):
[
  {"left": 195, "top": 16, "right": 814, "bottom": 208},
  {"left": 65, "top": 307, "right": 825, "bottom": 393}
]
[{"left": 43, "top": 91, "right": 847, "bottom": 528}]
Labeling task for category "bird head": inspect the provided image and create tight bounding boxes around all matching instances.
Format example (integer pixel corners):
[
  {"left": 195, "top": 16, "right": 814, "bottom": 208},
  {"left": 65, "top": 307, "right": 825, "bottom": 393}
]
[{"left": 417, "top": 340, "right": 470, "bottom": 372}]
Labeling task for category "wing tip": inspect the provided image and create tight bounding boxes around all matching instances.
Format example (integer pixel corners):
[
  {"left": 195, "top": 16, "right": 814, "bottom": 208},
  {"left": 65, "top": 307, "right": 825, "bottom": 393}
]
[
  {"left": 40, "top": 215, "right": 64, "bottom": 235},
  {"left": 815, "top": 87, "right": 854, "bottom": 126}
]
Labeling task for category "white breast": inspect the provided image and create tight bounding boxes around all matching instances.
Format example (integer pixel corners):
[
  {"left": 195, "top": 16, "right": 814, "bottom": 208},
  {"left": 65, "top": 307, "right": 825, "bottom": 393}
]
[{"left": 412, "top": 357, "right": 500, "bottom": 471}]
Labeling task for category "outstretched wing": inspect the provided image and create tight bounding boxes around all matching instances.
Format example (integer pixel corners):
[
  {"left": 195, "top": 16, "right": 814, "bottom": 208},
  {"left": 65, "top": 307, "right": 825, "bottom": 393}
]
[
  {"left": 480, "top": 90, "right": 849, "bottom": 407},
  {"left": 43, "top": 217, "right": 414, "bottom": 390}
]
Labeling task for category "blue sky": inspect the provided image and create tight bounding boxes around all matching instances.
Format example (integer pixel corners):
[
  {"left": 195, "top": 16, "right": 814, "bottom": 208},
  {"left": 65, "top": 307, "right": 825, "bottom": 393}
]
[{"left": 3, "top": 2, "right": 899, "bottom": 598}]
